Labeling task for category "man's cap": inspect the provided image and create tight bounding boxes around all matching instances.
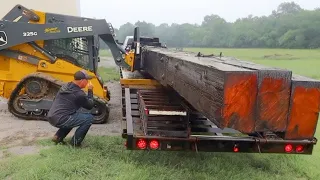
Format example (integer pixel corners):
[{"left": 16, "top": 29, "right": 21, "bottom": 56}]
[{"left": 74, "top": 70, "right": 93, "bottom": 80}]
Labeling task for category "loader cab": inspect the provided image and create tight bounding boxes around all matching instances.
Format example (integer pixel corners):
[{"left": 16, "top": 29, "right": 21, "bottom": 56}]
[
  {"left": 92, "top": 35, "right": 101, "bottom": 73},
  {"left": 44, "top": 35, "right": 99, "bottom": 73},
  {"left": 44, "top": 35, "right": 105, "bottom": 87}
]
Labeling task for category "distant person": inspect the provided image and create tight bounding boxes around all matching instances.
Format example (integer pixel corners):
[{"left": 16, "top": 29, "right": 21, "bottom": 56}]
[{"left": 47, "top": 70, "right": 95, "bottom": 147}]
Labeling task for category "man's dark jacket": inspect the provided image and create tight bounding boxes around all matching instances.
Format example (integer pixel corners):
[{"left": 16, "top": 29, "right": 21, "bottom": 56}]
[{"left": 47, "top": 82, "right": 94, "bottom": 126}]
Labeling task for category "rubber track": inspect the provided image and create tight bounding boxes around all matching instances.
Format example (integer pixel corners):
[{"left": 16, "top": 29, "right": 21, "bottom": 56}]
[{"left": 7, "top": 72, "right": 108, "bottom": 121}]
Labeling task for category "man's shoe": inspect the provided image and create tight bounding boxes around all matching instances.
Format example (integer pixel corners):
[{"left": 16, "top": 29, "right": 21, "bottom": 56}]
[
  {"left": 52, "top": 135, "right": 67, "bottom": 145},
  {"left": 52, "top": 135, "right": 59, "bottom": 143}
]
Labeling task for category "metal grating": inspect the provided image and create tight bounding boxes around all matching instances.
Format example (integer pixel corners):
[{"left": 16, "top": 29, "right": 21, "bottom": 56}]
[
  {"left": 44, "top": 37, "right": 90, "bottom": 69},
  {"left": 137, "top": 89, "right": 190, "bottom": 138}
]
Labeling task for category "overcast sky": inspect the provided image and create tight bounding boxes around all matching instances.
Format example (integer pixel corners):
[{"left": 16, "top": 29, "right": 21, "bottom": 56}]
[{"left": 80, "top": 0, "right": 319, "bottom": 28}]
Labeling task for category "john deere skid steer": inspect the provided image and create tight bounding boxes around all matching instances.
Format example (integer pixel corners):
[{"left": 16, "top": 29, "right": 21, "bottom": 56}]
[{"left": 0, "top": 4, "right": 130, "bottom": 123}]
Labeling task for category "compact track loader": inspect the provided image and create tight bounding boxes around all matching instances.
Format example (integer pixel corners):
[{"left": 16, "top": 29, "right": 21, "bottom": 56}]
[{"left": 0, "top": 4, "right": 130, "bottom": 123}]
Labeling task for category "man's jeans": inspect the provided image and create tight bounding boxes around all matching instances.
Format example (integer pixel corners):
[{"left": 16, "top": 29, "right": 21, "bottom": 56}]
[{"left": 55, "top": 112, "right": 93, "bottom": 146}]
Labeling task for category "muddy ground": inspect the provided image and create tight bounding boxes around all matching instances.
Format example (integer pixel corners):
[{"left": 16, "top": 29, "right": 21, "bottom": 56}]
[{"left": 0, "top": 58, "right": 122, "bottom": 157}]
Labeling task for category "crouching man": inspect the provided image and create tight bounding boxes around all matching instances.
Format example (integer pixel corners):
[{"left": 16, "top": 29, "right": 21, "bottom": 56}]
[{"left": 47, "top": 70, "right": 95, "bottom": 147}]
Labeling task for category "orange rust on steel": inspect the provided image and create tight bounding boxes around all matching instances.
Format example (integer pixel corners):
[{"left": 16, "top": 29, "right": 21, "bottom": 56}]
[
  {"left": 204, "top": 57, "right": 292, "bottom": 132},
  {"left": 223, "top": 73, "right": 258, "bottom": 133},
  {"left": 255, "top": 73, "right": 291, "bottom": 132},
  {"left": 120, "top": 78, "right": 160, "bottom": 86},
  {"left": 285, "top": 82, "right": 320, "bottom": 140}
]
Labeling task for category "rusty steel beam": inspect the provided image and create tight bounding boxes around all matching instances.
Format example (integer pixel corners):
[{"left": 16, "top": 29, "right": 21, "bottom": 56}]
[
  {"left": 285, "top": 75, "right": 320, "bottom": 140},
  {"left": 203, "top": 56, "right": 320, "bottom": 138},
  {"left": 214, "top": 57, "right": 292, "bottom": 132},
  {"left": 141, "top": 47, "right": 259, "bottom": 134},
  {"left": 140, "top": 47, "right": 320, "bottom": 138}
]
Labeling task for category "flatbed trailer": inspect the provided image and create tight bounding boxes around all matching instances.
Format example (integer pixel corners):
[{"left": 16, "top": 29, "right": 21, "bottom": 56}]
[
  {"left": 120, "top": 69, "right": 317, "bottom": 154},
  {"left": 119, "top": 27, "right": 318, "bottom": 155}
]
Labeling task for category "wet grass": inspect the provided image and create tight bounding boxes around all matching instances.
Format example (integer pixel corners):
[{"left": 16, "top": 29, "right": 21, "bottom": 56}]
[
  {"left": 185, "top": 48, "right": 320, "bottom": 79},
  {"left": 97, "top": 67, "right": 120, "bottom": 82},
  {"left": 99, "top": 49, "right": 112, "bottom": 57},
  {"left": 0, "top": 135, "right": 319, "bottom": 180}
]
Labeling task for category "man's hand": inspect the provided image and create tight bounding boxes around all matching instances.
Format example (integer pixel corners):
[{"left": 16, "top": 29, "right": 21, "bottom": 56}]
[{"left": 87, "top": 81, "right": 94, "bottom": 90}]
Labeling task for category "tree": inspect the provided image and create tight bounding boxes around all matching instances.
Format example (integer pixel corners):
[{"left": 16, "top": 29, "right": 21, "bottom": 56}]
[
  {"left": 276, "top": 2, "right": 303, "bottom": 15},
  {"left": 112, "top": 2, "right": 320, "bottom": 49},
  {"left": 134, "top": 21, "right": 155, "bottom": 37},
  {"left": 117, "top": 22, "right": 135, "bottom": 42}
]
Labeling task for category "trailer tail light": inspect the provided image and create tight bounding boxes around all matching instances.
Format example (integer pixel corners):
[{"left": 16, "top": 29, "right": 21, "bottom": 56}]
[
  {"left": 233, "top": 144, "right": 239, "bottom": 152},
  {"left": 144, "top": 108, "right": 149, "bottom": 115},
  {"left": 285, "top": 144, "right": 293, "bottom": 153},
  {"left": 137, "top": 139, "right": 147, "bottom": 149},
  {"left": 296, "top": 145, "right": 304, "bottom": 153},
  {"left": 149, "top": 139, "right": 159, "bottom": 150}
]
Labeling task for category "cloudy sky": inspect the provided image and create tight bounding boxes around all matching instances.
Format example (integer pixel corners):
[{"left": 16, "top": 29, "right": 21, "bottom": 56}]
[{"left": 80, "top": 0, "right": 319, "bottom": 28}]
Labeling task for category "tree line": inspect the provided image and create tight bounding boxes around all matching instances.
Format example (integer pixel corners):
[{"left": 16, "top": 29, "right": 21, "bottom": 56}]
[{"left": 103, "top": 2, "right": 320, "bottom": 49}]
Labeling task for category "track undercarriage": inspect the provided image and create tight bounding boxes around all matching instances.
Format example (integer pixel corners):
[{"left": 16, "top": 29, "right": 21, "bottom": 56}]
[{"left": 8, "top": 72, "right": 110, "bottom": 124}]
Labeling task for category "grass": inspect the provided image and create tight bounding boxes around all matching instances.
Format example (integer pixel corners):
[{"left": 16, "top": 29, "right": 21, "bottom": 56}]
[
  {"left": 1, "top": 48, "right": 320, "bottom": 179},
  {"left": 185, "top": 48, "right": 320, "bottom": 79},
  {"left": 1, "top": 135, "right": 319, "bottom": 180},
  {"left": 97, "top": 67, "right": 120, "bottom": 82},
  {"left": 99, "top": 49, "right": 112, "bottom": 57}
]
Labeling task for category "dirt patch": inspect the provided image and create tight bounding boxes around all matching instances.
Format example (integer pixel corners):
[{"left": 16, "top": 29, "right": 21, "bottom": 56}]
[
  {"left": 263, "top": 53, "right": 299, "bottom": 60},
  {"left": 0, "top": 56, "right": 122, "bottom": 159},
  {"left": 0, "top": 81, "right": 122, "bottom": 148},
  {"left": 0, "top": 145, "right": 52, "bottom": 158},
  {"left": 7, "top": 146, "right": 41, "bottom": 156}
]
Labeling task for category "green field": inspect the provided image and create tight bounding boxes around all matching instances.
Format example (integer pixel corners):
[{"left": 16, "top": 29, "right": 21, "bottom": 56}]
[
  {"left": 99, "top": 49, "right": 112, "bottom": 57},
  {"left": 97, "top": 67, "right": 120, "bottom": 81},
  {"left": 185, "top": 48, "right": 320, "bottom": 79},
  {"left": 1, "top": 48, "right": 320, "bottom": 180}
]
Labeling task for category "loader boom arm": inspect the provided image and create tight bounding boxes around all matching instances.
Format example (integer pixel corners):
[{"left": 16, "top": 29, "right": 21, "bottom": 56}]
[{"left": 0, "top": 18, "right": 129, "bottom": 68}]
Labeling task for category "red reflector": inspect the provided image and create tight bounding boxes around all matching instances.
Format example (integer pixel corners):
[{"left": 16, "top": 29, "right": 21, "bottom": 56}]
[
  {"left": 233, "top": 144, "right": 239, "bottom": 152},
  {"left": 149, "top": 140, "right": 159, "bottom": 150},
  {"left": 137, "top": 139, "right": 147, "bottom": 149},
  {"left": 144, "top": 108, "right": 149, "bottom": 115},
  {"left": 233, "top": 147, "right": 239, "bottom": 152},
  {"left": 296, "top": 145, "right": 304, "bottom": 152},
  {"left": 285, "top": 144, "right": 293, "bottom": 152}
]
